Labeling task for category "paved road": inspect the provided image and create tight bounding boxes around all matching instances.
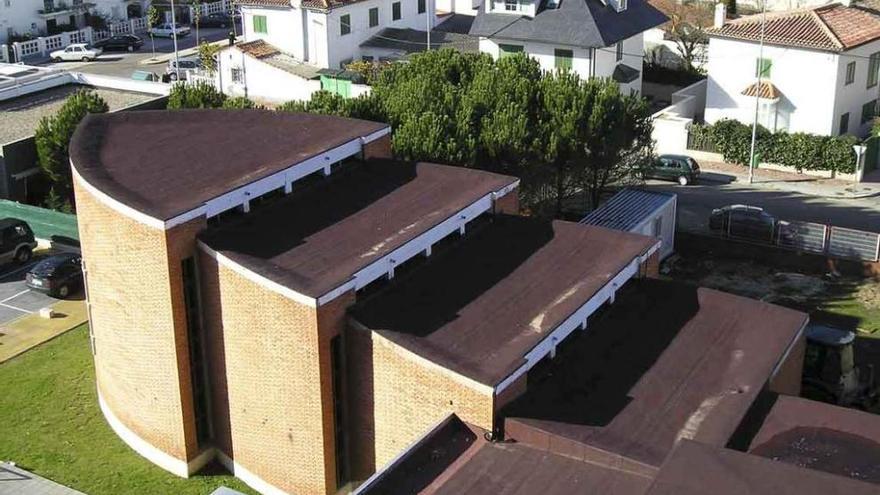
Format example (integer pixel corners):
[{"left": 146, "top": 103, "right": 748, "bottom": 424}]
[
  {"left": 37, "top": 27, "right": 234, "bottom": 78},
  {"left": 642, "top": 174, "right": 880, "bottom": 233}
]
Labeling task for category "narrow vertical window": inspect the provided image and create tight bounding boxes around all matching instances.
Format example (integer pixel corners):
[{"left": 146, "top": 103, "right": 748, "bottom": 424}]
[
  {"left": 340, "top": 14, "right": 351, "bottom": 35},
  {"left": 253, "top": 15, "right": 267, "bottom": 34},
  {"left": 182, "top": 257, "right": 211, "bottom": 447},
  {"left": 392, "top": 1, "right": 401, "bottom": 20},
  {"left": 331, "top": 335, "right": 349, "bottom": 488},
  {"left": 868, "top": 52, "right": 880, "bottom": 88},
  {"left": 369, "top": 7, "right": 378, "bottom": 27},
  {"left": 616, "top": 42, "right": 623, "bottom": 61},
  {"left": 839, "top": 113, "right": 849, "bottom": 134},
  {"left": 845, "top": 61, "right": 856, "bottom": 85},
  {"left": 418, "top": 0, "right": 426, "bottom": 13},
  {"left": 756, "top": 57, "right": 772, "bottom": 78}
]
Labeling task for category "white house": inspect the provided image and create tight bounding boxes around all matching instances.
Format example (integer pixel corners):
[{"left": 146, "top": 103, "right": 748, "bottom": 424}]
[
  {"left": 237, "top": 0, "right": 433, "bottom": 69},
  {"left": 0, "top": 0, "right": 144, "bottom": 44},
  {"left": 705, "top": 1, "right": 880, "bottom": 136},
  {"left": 468, "top": 0, "right": 668, "bottom": 94}
]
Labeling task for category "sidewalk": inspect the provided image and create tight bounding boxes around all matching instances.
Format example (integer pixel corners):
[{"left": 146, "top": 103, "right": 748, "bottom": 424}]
[{"left": 699, "top": 161, "right": 880, "bottom": 199}]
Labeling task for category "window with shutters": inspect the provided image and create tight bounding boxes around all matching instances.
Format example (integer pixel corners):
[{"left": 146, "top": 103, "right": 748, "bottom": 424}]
[{"left": 554, "top": 48, "right": 572, "bottom": 70}]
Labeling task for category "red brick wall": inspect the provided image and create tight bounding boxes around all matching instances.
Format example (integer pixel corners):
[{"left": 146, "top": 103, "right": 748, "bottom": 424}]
[
  {"left": 198, "top": 251, "right": 333, "bottom": 494},
  {"left": 75, "top": 178, "right": 198, "bottom": 463}
]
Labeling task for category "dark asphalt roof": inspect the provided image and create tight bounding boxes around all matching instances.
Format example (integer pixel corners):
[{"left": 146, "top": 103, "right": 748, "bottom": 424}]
[
  {"left": 200, "top": 160, "right": 517, "bottom": 299},
  {"left": 360, "top": 28, "right": 479, "bottom": 55},
  {"left": 612, "top": 63, "right": 641, "bottom": 83},
  {"left": 581, "top": 188, "right": 674, "bottom": 232},
  {"left": 69, "top": 110, "right": 389, "bottom": 221},
  {"left": 469, "top": 0, "right": 668, "bottom": 48},
  {"left": 503, "top": 279, "right": 808, "bottom": 468},
  {"left": 748, "top": 395, "right": 880, "bottom": 485},
  {"left": 646, "top": 440, "right": 880, "bottom": 495},
  {"left": 351, "top": 215, "right": 657, "bottom": 386},
  {"left": 359, "top": 415, "right": 653, "bottom": 495}
]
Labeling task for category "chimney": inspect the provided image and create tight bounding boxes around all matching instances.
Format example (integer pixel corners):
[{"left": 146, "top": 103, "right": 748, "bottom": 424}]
[{"left": 714, "top": 3, "right": 727, "bottom": 28}]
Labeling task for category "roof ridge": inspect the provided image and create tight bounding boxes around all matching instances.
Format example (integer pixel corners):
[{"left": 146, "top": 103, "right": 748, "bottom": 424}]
[{"left": 810, "top": 6, "right": 845, "bottom": 49}]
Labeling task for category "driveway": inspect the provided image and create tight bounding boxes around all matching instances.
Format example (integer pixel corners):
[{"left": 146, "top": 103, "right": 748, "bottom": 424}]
[
  {"left": 35, "top": 27, "right": 235, "bottom": 78},
  {"left": 643, "top": 175, "right": 880, "bottom": 234}
]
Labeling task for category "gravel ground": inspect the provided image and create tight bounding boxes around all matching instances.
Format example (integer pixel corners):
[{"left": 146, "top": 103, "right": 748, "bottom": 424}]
[{"left": 0, "top": 84, "right": 157, "bottom": 145}]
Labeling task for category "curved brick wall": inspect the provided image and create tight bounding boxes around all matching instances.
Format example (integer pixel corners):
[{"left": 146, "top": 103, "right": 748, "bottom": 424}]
[{"left": 73, "top": 172, "right": 202, "bottom": 474}]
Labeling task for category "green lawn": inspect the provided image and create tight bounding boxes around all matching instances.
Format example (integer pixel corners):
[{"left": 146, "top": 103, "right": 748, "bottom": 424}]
[{"left": 0, "top": 324, "right": 257, "bottom": 495}]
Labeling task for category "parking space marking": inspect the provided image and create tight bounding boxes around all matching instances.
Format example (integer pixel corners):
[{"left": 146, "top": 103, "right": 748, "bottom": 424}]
[
  {"left": 0, "top": 302, "right": 32, "bottom": 314},
  {"left": 1, "top": 288, "right": 31, "bottom": 303}
]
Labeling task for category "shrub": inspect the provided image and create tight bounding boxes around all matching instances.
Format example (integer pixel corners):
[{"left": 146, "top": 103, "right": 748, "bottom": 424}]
[
  {"left": 222, "top": 96, "right": 261, "bottom": 109},
  {"left": 696, "top": 119, "right": 857, "bottom": 174},
  {"left": 166, "top": 81, "right": 226, "bottom": 109}
]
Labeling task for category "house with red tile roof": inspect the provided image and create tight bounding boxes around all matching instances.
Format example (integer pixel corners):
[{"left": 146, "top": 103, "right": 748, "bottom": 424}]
[{"left": 704, "top": 0, "right": 880, "bottom": 136}]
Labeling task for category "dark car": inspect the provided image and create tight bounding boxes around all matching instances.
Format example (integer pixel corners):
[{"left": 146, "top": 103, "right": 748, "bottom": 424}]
[
  {"left": 93, "top": 34, "right": 144, "bottom": 52},
  {"left": 709, "top": 204, "right": 777, "bottom": 242},
  {"left": 199, "top": 12, "right": 237, "bottom": 28},
  {"left": 25, "top": 253, "right": 83, "bottom": 298},
  {"left": 0, "top": 218, "right": 37, "bottom": 265},
  {"left": 646, "top": 154, "right": 701, "bottom": 186}
]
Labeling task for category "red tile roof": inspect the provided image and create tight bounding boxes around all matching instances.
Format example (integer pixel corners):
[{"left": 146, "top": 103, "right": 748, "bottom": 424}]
[
  {"left": 708, "top": 1, "right": 880, "bottom": 52},
  {"left": 235, "top": 39, "right": 279, "bottom": 59},
  {"left": 236, "top": 0, "right": 289, "bottom": 6},
  {"left": 741, "top": 81, "right": 781, "bottom": 99}
]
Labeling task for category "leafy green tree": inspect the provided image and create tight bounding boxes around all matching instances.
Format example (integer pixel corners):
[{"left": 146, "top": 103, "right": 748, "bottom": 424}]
[
  {"left": 167, "top": 81, "right": 227, "bottom": 109},
  {"left": 278, "top": 48, "right": 653, "bottom": 216},
  {"left": 197, "top": 41, "right": 220, "bottom": 73},
  {"left": 35, "top": 89, "right": 108, "bottom": 205}
]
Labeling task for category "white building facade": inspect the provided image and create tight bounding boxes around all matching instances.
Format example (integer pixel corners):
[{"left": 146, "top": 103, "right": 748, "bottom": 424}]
[
  {"left": 0, "top": 0, "right": 143, "bottom": 44},
  {"left": 705, "top": 2, "right": 880, "bottom": 137},
  {"left": 468, "top": 0, "right": 667, "bottom": 94},
  {"left": 239, "top": 0, "right": 432, "bottom": 69}
]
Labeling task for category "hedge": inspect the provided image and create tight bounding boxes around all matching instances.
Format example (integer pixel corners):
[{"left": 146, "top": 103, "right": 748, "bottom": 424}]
[{"left": 691, "top": 119, "right": 858, "bottom": 174}]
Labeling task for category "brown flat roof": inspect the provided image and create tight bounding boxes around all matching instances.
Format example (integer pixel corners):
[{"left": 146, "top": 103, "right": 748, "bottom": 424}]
[
  {"left": 69, "top": 110, "right": 389, "bottom": 220},
  {"left": 200, "top": 160, "right": 517, "bottom": 299},
  {"left": 359, "top": 415, "right": 653, "bottom": 495},
  {"left": 646, "top": 440, "right": 880, "bottom": 495},
  {"left": 503, "top": 280, "right": 808, "bottom": 468},
  {"left": 748, "top": 395, "right": 880, "bottom": 485},
  {"left": 351, "top": 216, "right": 658, "bottom": 386}
]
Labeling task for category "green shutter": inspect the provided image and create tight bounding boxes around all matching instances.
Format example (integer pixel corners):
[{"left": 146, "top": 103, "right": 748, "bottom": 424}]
[
  {"left": 755, "top": 58, "right": 771, "bottom": 79},
  {"left": 498, "top": 44, "right": 523, "bottom": 58},
  {"left": 369, "top": 7, "right": 378, "bottom": 27},
  {"left": 868, "top": 52, "right": 880, "bottom": 88},
  {"left": 554, "top": 48, "right": 572, "bottom": 70},
  {"left": 418, "top": 0, "right": 426, "bottom": 13},
  {"left": 392, "top": 2, "right": 401, "bottom": 20},
  {"left": 340, "top": 14, "right": 350, "bottom": 35},
  {"left": 253, "top": 15, "right": 267, "bottom": 34}
]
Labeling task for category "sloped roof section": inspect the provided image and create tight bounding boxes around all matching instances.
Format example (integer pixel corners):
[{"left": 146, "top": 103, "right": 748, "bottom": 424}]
[
  {"left": 470, "top": 0, "right": 668, "bottom": 48},
  {"left": 236, "top": 39, "right": 279, "bottom": 59},
  {"left": 708, "top": 1, "right": 880, "bottom": 52},
  {"left": 235, "top": 0, "right": 290, "bottom": 7},
  {"left": 581, "top": 188, "right": 674, "bottom": 232},
  {"left": 741, "top": 81, "right": 781, "bottom": 99}
]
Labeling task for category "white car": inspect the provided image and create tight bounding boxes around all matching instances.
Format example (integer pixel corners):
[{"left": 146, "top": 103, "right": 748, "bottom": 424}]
[
  {"left": 150, "top": 23, "right": 191, "bottom": 38},
  {"left": 50, "top": 43, "right": 102, "bottom": 62}
]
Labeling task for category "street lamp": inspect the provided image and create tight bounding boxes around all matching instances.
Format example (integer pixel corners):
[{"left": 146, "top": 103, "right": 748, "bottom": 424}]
[
  {"left": 170, "top": 0, "right": 181, "bottom": 80},
  {"left": 747, "top": 0, "right": 768, "bottom": 185}
]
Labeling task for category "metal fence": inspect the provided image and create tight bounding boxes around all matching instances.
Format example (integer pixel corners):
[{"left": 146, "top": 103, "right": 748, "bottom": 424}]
[{"left": 726, "top": 217, "right": 880, "bottom": 262}]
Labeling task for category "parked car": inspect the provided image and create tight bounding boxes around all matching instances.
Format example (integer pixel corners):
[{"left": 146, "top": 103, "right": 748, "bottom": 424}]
[
  {"left": 49, "top": 43, "right": 102, "bottom": 62},
  {"left": 25, "top": 253, "right": 83, "bottom": 299},
  {"left": 0, "top": 218, "right": 37, "bottom": 265},
  {"left": 150, "top": 22, "right": 191, "bottom": 38},
  {"left": 93, "top": 34, "right": 144, "bottom": 52},
  {"left": 709, "top": 204, "right": 778, "bottom": 242},
  {"left": 199, "top": 12, "right": 236, "bottom": 28},
  {"left": 645, "top": 154, "right": 701, "bottom": 186},
  {"left": 131, "top": 70, "right": 161, "bottom": 81},
  {"left": 166, "top": 56, "right": 201, "bottom": 80}
]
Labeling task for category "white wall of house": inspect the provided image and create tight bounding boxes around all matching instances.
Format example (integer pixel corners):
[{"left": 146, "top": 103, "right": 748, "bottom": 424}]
[
  {"left": 434, "top": 0, "right": 476, "bottom": 15},
  {"left": 242, "top": 0, "right": 430, "bottom": 69},
  {"left": 0, "top": 0, "right": 45, "bottom": 43},
  {"left": 833, "top": 40, "right": 880, "bottom": 137},
  {"left": 217, "top": 46, "right": 321, "bottom": 103},
  {"left": 478, "top": 32, "right": 644, "bottom": 93},
  {"left": 705, "top": 37, "right": 839, "bottom": 136},
  {"left": 479, "top": 38, "right": 593, "bottom": 78}
]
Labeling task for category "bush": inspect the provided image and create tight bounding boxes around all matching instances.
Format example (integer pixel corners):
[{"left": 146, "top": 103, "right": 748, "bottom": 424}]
[
  {"left": 222, "top": 96, "right": 261, "bottom": 109},
  {"left": 695, "top": 119, "right": 857, "bottom": 174},
  {"left": 166, "top": 81, "right": 226, "bottom": 109},
  {"left": 35, "top": 89, "right": 108, "bottom": 207}
]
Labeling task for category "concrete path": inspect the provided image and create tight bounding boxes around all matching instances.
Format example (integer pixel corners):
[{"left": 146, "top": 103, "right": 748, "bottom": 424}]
[
  {"left": 698, "top": 161, "right": 880, "bottom": 199},
  {"left": 0, "top": 463, "right": 84, "bottom": 495}
]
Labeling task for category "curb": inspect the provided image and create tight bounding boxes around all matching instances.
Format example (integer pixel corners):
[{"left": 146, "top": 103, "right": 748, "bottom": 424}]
[
  {"left": 701, "top": 169, "right": 880, "bottom": 200},
  {"left": 138, "top": 37, "right": 239, "bottom": 65}
]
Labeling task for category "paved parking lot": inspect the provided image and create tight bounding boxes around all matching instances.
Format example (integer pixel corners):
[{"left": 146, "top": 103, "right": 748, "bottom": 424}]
[{"left": 0, "top": 259, "right": 64, "bottom": 326}]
